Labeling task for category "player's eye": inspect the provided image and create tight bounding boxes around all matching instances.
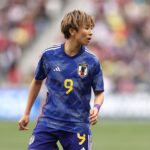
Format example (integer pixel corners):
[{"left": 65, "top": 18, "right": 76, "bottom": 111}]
[
  {"left": 84, "top": 25, "right": 93, "bottom": 30},
  {"left": 85, "top": 26, "right": 90, "bottom": 30}
]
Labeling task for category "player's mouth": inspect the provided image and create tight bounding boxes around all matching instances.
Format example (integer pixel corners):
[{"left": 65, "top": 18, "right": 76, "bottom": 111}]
[{"left": 87, "top": 37, "right": 91, "bottom": 42}]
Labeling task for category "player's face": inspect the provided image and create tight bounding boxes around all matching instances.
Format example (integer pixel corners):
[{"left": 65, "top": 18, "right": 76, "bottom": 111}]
[{"left": 74, "top": 25, "right": 93, "bottom": 45}]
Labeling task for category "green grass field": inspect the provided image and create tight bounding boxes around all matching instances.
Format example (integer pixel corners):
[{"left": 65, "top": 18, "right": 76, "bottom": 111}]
[{"left": 0, "top": 120, "right": 150, "bottom": 150}]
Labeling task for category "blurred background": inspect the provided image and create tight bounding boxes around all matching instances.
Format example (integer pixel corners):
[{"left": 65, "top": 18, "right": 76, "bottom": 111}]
[{"left": 0, "top": 0, "right": 150, "bottom": 150}]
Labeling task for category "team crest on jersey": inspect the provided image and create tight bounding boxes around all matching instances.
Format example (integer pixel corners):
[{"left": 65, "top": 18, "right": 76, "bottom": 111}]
[{"left": 78, "top": 64, "right": 88, "bottom": 78}]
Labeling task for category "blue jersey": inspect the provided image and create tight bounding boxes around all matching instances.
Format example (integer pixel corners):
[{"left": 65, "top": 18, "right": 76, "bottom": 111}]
[{"left": 35, "top": 43, "right": 104, "bottom": 133}]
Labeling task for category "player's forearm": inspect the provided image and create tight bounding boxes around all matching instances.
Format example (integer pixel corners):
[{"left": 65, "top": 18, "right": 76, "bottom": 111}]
[
  {"left": 94, "top": 91, "right": 104, "bottom": 108},
  {"left": 24, "top": 79, "right": 43, "bottom": 115}
]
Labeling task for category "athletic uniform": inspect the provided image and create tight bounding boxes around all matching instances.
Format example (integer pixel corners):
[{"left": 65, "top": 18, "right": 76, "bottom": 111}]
[{"left": 28, "top": 43, "right": 104, "bottom": 150}]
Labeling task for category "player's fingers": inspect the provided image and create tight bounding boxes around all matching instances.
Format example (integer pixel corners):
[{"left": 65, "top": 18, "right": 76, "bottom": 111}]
[
  {"left": 18, "top": 120, "right": 28, "bottom": 130},
  {"left": 19, "top": 124, "right": 29, "bottom": 130},
  {"left": 18, "top": 122, "right": 24, "bottom": 130},
  {"left": 91, "top": 120, "right": 97, "bottom": 125},
  {"left": 89, "top": 113, "right": 96, "bottom": 119},
  {"left": 89, "top": 111, "right": 97, "bottom": 119},
  {"left": 90, "top": 118, "right": 98, "bottom": 125},
  {"left": 90, "top": 109, "right": 94, "bottom": 116},
  {"left": 90, "top": 116, "right": 98, "bottom": 124},
  {"left": 90, "top": 115, "right": 98, "bottom": 124},
  {"left": 89, "top": 112, "right": 96, "bottom": 119},
  {"left": 22, "top": 126, "right": 29, "bottom": 130},
  {"left": 90, "top": 108, "right": 98, "bottom": 118},
  {"left": 90, "top": 116, "right": 97, "bottom": 123}
]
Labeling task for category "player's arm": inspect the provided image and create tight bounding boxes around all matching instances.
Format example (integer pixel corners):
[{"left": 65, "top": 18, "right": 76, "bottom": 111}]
[
  {"left": 18, "top": 78, "right": 43, "bottom": 130},
  {"left": 89, "top": 91, "right": 104, "bottom": 125}
]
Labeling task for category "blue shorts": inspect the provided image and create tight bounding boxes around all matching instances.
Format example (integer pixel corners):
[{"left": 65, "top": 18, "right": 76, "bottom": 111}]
[{"left": 28, "top": 124, "right": 92, "bottom": 150}]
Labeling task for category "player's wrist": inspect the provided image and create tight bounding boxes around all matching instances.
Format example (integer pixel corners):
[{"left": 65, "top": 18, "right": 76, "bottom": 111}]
[
  {"left": 94, "top": 104, "right": 101, "bottom": 111},
  {"left": 24, "top": 112, "right": 30, "bottom": 116}
]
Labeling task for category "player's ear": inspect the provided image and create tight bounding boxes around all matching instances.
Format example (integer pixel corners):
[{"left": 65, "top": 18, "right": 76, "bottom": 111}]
[{"left": 69, "top": 28, "right": 76, "bottom": 36}]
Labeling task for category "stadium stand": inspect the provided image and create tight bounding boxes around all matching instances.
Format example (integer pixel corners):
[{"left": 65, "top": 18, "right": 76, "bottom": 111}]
[
  {"left": 0, "top": 0, "right": 150, "bottom": 94},
  {"left": 50, "top": 0, "right": 150, "bottom": 93},
  {"left": 88, "top": 0, "right": 150, "bottom": 93},
  {"left": 0, "top": 0, "right": 69, "bottom": 86}
]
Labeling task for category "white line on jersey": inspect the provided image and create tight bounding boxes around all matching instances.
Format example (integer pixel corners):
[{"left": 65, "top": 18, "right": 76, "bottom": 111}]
[
  {"left": 85, "top": 47, "right": 97, "bottom": 57},
  {"left": 45, "top": 44, "right": 61, "bottom": 52}
]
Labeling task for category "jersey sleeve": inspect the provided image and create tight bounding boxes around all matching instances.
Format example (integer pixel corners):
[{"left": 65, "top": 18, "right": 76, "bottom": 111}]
[
  {"left": 34, "top": 53, "right": 48, "bottom": 80},
  {"left": 92, "top": 59, "right": 104, "bottom": 92}
]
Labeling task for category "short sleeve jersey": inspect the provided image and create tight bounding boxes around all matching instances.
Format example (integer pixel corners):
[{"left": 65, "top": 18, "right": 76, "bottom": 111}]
[{"left": 35, "top": 43, "right": 104, "bottom": 133}]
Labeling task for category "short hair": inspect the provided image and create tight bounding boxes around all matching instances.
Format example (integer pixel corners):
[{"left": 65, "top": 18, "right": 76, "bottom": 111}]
[{"left": 61, "top": 10, "right": 95, "bottom": 39}]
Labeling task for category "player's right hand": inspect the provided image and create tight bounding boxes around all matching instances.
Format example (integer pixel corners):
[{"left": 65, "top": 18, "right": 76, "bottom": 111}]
[{"left": 18, "top": 115, "right": 29, "bottom": 130}]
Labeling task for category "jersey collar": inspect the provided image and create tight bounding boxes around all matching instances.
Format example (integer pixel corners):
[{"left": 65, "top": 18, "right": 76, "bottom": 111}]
[{"left": 61, "top": 43, "right": 85, "bottom": 58}]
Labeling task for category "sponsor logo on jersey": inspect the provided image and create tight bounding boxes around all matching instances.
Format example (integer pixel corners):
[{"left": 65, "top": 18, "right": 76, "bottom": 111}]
[
  {"left": 78, "top": 64, "right": 88, "bottom": 78},
  {"left": 53, "top": 66, "right": 61, "bottom": 72}
]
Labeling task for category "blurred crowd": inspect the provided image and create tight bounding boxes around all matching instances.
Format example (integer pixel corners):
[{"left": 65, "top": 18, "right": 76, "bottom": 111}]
[
  {"left": 88, "top": 0, "right": 150, "bottom": 93},
  {"left": 56, "top": 0, "right": 150, "bottom": 93},
  {"left": 0, "top": 0, "right": 150, "bottom": 93},
  {"left": 0, "top": 0, "right": 67, "bottom": 85}
]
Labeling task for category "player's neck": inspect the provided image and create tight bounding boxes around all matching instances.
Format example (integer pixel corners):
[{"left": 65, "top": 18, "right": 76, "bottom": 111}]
[{"left": 64, "top": 40, "right": 81, "bottom": 57}]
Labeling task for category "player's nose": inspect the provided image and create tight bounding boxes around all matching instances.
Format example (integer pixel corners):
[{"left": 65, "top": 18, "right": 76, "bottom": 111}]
[{"left": 89, "top": 29, "right": 93, "bottom": 36}]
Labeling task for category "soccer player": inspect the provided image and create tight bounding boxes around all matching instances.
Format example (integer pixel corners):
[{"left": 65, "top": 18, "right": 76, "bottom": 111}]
[{"left": 18, "top": 10, "right": 104, "bottom": 150}]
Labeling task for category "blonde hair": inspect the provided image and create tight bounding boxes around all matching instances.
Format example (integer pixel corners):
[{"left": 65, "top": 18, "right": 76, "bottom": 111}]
[{"left": 61, "top": 10, "right": 95, "bottom": 39}]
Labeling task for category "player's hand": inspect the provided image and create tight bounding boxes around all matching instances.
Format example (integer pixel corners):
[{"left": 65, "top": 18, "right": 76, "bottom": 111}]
[
  {"left": 18, "top": 115, "right": 29, "bottom": 130},
  {"left": 89, "top": 107, "right": 99, "bottom": 125}
]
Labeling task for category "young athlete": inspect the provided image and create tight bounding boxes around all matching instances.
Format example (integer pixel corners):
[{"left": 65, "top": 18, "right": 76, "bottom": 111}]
[{"left": 18, "top": 10, "right": 104, "bottom": 150}]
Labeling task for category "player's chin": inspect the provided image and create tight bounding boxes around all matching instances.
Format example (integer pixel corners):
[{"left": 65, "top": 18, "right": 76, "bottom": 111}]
[{"left": 82, "top": 40, "right": 90, "bottom": 45}]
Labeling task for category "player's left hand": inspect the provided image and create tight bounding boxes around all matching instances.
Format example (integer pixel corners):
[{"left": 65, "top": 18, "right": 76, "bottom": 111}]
[{"left": 89, "top": 107, "right": 99, "bottom": 125}]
